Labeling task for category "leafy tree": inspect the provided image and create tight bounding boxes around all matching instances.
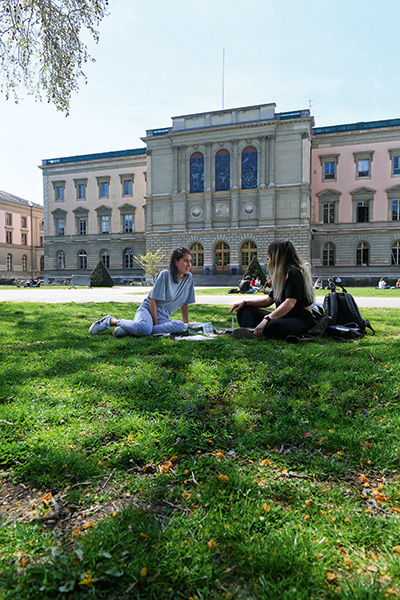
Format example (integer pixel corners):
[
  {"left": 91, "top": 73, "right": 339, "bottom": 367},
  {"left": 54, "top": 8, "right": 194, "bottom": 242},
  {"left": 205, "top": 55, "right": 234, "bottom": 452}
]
[
  {"left": 134, "top": 249, "right": 166, "bottom": 283},
  {"left": 243, "top": 255, "right": 266, "bottom": 284},
  {"left": 89, "top": 259, "right": 114, "bottom": 287},
  {"left": 0, "top": 0, "right": 109, "bottom": 114}
]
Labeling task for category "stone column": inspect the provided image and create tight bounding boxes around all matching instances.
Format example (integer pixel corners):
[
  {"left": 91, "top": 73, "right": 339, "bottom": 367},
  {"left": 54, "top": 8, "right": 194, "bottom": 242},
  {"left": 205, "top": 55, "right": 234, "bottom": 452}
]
[
  {"left": 205, "top": 142, "right": 212, "bottom": 229},
  {"left": 268, "top": 135, "right": 275, "bottom": 186},
  {"left": 259, "top": 136, "right": 266, "bottom": 187},
  {"left": 179, "top": 146, "right": 187, "bottom": 193},
  {"left": 172, "top": 146, "right": 179, "bottom": 194}
]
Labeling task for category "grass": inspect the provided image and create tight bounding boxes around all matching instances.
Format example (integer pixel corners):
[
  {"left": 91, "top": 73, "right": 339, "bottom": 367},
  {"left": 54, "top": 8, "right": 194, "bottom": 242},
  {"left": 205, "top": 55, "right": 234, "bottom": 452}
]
[{"left": 0, "top": 302, "right": 400, "bottom": 599}]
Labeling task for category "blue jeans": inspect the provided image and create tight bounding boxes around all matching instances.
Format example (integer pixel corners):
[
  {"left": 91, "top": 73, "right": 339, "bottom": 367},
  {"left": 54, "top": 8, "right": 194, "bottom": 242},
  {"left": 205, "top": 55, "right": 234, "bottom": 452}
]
[{"left": 117, "top": 303, "right": 186, "bottom": 337}]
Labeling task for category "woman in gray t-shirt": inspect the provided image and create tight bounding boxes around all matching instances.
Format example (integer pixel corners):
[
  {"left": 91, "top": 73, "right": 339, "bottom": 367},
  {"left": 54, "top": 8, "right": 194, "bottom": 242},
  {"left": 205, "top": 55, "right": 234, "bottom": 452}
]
[{"left": 89, "top": 247, "right": 196, "bottom": 338}]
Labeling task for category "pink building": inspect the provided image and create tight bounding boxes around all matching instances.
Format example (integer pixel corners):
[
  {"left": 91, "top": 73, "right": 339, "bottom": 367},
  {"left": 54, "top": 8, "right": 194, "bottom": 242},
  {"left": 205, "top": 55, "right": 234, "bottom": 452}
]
[{"left": 311, "top": 118, "right": 400, "bottom": 283}]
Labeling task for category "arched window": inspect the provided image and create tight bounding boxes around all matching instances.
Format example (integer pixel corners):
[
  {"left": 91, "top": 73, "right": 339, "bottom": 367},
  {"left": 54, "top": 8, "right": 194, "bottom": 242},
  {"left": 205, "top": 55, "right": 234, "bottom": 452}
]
[
  {"left": 40, "top": 255, "right": 45, "bottom": 271},
  {"left": 241, "top": 146, "right": 258, "bottom": 189},
  {"left": 190, "top": 152, "right": 204, "bottom": 193},
  {"left": 322, "top": 243, "right": 335, "bottom": 267},
  {"left": 241, "top": 241, "right": 257, "bottom": 271},
  {"left": 124, "top": 249, "right": 134, "bottom": 269},
  {"left": 57, "top": 251, "right": 65, "bottom": 270},
  {"left": 215, "top": 242, "right": 230, "bottom": 273},
  {"left": 101, "top": 250, "right": 110, "bottom": 269},
  {"left": 22, "top": 255, "right": 28, "bottom": 272},
  {"left": 215, "top": 149, "right": 230, "bottom": 191},
  {"left": 190, "top": 243, "right": 204, "bottom": 273},
  {"left": 78, "top": 250, "right": 87, "bottom": 270},
  {"left": 6, "top": 253, "right": 13, "bottom": 271},
  {"left": 356, "top": 242, "right": 369, "bottom": 266},
  {"left": 391, "top": 241, "right": 400, "bottom": 265}
]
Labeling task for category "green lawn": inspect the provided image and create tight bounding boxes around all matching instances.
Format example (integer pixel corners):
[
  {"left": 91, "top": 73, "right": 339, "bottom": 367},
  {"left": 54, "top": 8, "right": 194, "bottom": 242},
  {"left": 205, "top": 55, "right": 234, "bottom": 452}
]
[{"left": 0, "top": 302, "right": 400, "bottom": 599}]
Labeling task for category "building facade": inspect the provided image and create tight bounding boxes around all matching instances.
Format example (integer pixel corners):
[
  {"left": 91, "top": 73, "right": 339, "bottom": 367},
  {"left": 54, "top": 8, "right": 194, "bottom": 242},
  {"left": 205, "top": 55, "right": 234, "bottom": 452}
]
[
  {"left": 40, "top": 149, "right": 147, "bottom": 280},
  {"left": 0, "top": 190, "right": 44, "bottom": 281},
  {"left": 311, "top": 118, "right": 400, "bottom": 280},
  {"left": 40, "top": 105, "right": 400, "bottom": 284},
  {"left": 143, "top": 103, "right": 314, "bottom": 278}
]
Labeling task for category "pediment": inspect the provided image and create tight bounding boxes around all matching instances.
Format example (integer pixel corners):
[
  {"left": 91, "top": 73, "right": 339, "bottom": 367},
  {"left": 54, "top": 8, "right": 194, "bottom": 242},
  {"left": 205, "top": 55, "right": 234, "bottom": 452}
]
[
  {"left": 316, "top": 188, "right": 341, "bottom": 198},
  {"left": 350, "top": 186, "right": 376, "bottom": 196}
]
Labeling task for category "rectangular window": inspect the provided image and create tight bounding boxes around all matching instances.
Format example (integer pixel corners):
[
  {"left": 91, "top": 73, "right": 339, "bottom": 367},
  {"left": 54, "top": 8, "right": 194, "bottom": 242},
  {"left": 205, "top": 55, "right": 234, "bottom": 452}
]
[
  {"left": 21, "top": 233, "right": 27, "bottom": 245},
  {"left": 101, "top": 215, "right": 110, "bottom": 234},
  {"left": 392, "top": 199, "right": 400, "bottom": 221},
  {"left": 124, "top": 214, "right": 133, "bottom": 233},
  {"left": 394, "top": 157, "right": 400, "bottom": 175},
  {"left": 78, "top": 184, "right": 86, "bottom": 199},
  {"left": 6, "top": 230, "right": 12, "bottom": 244},
  {"left": 79, "top": 218, "right": 87, "bottom": 235},
  {"left": 100, "top": 182, "right": 108, "bottom": 198},
  {"left": 21, "top": 216, "right": 27, "bottom": 228},
  {"left": 324, "top": 162, "right": 335, "bottom": 180},
  {"left": 6, "top": 213, "right": 12, "bottom": 226},
  {"left": 124, "top": 179, "right": 132, "bottom": 196},
  {"left": 323, "top": 203, "right": 335, "bottom": 224},
  {"left": 39, "top": 220, "right": 44, "bottom": 230},
  {"left": 357, "top": 159, "right": 369, "bottom": 178},
  {"left": 40, "top": 236, "right": 44, "bottom": 247},
  {"left": 357, "top": 201, "right": 369, "bottom": 222},
  {"left": 57, "top": 219, "right": 65, "bottom": 236},
  {"left": 56, "top": 185, "right": 64, "bottom": 201}
]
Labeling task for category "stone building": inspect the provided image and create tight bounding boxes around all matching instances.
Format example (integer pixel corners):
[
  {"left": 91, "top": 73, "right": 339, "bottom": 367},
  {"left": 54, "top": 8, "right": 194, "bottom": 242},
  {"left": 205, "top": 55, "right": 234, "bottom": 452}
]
[
  {"left": 40, "top": 148, "right": 147, "bottom": 281},
  {"left": 311, "top": 118, "right": 400, "bottom": 281},
  {"left": 0, "top": 190, "right": 44, "bottom": 281},
  {"left": 143, "top": 103, "right": 314, "bottom": 280}
]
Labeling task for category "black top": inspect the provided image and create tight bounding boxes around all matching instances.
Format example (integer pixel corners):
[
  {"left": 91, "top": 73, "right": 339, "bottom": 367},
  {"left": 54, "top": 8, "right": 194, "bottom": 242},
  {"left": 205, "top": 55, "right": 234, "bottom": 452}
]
[{"left": 269, "top": 267, "right": 311, "bottom": 318}]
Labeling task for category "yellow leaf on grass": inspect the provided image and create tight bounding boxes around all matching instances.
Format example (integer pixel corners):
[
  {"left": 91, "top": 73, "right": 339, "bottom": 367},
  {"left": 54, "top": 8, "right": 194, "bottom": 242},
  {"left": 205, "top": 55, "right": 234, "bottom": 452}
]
[
  {"left": 82, "top": 521, "right": 96, "bottom": 530},
  {"left": 208, "top": 538, "right": 216, "bottom": 550},
  {"left": 345, "top": 517, "right": 351, "bottom": 523},
  {"left": 219, "top": 474, "right": 229, "bottom": 484},
  {"left": 182, "top": 493, "right": 191, "bottom": 500},
  {"left": 141, "top": 567, "right": 148, "bottom": 577},
  {"left": 359, "top": 474, "right": 368, "bottom": 483},
  {"left": 261, "top": 459, "right": 271, "bottom": 466},
  {"left": 305, "top": 499, "right": 313, "bottom": 506},
  {"left": 327, "top": 572, "right": 336, "bottom": 581},
  {"left": 304, "top": 514, "right": 310, "bottom": 520},
  {"left": 41, "top": 492, "right": 52, "bottom": 507},
  {"left": 170, "top": 455, "right": 178, "bottom": 462},
  {"left": 393, "top": 546, "right": 400, "bottom": 553},
  {"left": 140, "top": 533, "right": 149, "bottom": 541},
  {"left": 79, "top": 573, "right": 94, "bottom": 587},
  {"left": 262, "top": 503, "right": 271, "bottom": 512}
]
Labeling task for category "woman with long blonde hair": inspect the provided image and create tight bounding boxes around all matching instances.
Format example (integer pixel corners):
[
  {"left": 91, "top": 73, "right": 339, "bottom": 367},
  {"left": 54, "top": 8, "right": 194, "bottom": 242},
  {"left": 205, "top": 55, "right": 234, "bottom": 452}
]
[{"left": 228, "top": 239, "right": 315, "bottom": 340}]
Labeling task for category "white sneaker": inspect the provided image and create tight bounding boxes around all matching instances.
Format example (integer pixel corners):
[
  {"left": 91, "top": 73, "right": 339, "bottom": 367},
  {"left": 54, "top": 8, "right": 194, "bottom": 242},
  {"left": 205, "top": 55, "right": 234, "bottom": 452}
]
[
  {"left": 112, "top": 326, "right": 129, "bottom": 338},
  {"left": 89, "top": 315, "right": 113, "bottom": 335}
]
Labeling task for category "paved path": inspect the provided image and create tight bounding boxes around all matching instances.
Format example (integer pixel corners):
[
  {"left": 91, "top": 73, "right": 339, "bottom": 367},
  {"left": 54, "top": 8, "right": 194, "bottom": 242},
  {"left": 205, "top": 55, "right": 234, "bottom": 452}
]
[{"left": 0, "top": 286, "right": 399, "bottom": 307}]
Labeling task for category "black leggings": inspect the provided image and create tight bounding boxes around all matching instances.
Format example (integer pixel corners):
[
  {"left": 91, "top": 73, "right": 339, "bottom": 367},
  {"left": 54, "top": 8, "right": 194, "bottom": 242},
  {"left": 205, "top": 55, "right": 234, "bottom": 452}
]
[{"left": 237, "top": 306, "right": 315, "bottom": 340}]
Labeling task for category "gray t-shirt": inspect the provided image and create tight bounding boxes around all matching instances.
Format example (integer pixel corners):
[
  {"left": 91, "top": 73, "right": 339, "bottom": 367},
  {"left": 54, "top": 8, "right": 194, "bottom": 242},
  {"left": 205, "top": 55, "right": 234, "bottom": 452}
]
[{"left": 147, "top": 270, "right": 195, "bottom": 316}]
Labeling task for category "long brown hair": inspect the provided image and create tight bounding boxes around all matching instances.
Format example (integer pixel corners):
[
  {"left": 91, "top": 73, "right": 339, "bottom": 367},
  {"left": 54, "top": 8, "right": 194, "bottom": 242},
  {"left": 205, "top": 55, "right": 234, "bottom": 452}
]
[
  {"left": 267, "top": 239, "right": 315, "bottom": 304},
  {"left": 169, "top": 247, "right": 191, "bottom": 283}
]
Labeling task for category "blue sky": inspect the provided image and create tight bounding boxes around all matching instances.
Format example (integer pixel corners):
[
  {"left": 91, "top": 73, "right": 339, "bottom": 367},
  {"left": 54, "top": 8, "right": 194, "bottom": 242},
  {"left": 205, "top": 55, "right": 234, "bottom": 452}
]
[{"left": 1, "top": 0, "right": 399, "bottom": 204}]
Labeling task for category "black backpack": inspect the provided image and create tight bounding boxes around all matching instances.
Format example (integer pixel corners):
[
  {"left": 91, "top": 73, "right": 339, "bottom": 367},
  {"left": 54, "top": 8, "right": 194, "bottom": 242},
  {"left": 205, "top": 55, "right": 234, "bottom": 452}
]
[{"left": 323, "top": 284, "right": 375, "bottom": 337}]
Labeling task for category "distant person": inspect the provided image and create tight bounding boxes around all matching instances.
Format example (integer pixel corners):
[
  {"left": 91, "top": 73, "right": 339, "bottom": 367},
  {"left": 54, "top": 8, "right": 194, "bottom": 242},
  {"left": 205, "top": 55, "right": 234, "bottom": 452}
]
[
  {"left": 326, "top": 278, "right": 336, "bottom": 291},
  {"left": 314, "top": 278, "right": 323, "bottom": 290},
  {"left": 239, "top": 276, "right": 251, "bottom": 293},
  {"left": 334, "top": 275, "right": 342, "bottom": 284},
  {"left": 396, "top": 278, "right": 400, "bottom": 289},
  {"left": 378, "top": 277, "right": 389, "bottom": 289},
  {"left": 89, "top": 247, "right": 195, "bottom": 338}
]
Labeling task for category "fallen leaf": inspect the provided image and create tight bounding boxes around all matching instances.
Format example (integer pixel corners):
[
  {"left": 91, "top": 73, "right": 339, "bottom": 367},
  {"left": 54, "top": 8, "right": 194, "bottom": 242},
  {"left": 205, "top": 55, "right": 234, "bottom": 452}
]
[
  {"left": 218, "top": 474, "right": 229, "bottom": 484},
  {"left": 140, "top": 533, "right": 149, "bottom": 541},
  {"left": 262, "top": 503, "right": 271, "bottom": 512},
  {"left": 41, "top": 492, "right": 52, "bottom": 507},
  {"left": 326, "top": 572, "right": 336, "bottom": 581},
  {"left": 208, "top": 539, "right": 216, "bottom": 550},
  {"left": 141, "top": 567, "right": 148, "bottom": 577}
]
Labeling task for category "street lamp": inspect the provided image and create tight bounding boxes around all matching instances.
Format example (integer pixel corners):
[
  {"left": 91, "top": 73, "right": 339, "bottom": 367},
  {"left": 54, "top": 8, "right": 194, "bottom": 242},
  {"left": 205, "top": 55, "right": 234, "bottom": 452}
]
[{"left": 29, "top": 201, "right": 33, "bottom": 280}]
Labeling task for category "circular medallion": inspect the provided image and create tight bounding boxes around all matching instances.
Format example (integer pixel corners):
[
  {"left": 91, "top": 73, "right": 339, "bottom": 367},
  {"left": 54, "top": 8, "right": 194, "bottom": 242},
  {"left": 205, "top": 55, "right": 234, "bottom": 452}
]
[
  {"left": 242, "top": 202, "right": 256, "bottom": 216},
  {"left": 191, "top": 205, "right": 203, "bottom": 218}
]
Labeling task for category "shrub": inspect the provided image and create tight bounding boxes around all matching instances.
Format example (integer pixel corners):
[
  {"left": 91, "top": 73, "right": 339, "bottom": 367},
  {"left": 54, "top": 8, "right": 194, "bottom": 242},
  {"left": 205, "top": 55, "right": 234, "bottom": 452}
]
[
  {"left": 89, "top": 260, "right": 114, "bottom": 287},
  {"left": 243, "top": 255, "right": 266, "bottom": 284}
]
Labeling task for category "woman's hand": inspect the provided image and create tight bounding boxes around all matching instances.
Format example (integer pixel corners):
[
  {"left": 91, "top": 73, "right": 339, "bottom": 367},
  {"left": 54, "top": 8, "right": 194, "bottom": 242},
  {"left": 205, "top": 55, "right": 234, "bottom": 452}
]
[
  {"left": 254, "top": 318, "right": 268, "bottom": 337},
  {"left": 228, "top": 301, "right": 246, "bottom": 314}
]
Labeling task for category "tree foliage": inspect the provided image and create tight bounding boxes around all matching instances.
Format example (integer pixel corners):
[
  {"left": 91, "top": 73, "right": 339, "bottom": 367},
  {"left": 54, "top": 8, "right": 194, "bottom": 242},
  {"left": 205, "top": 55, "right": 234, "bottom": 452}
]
[
  {"left": 243, "top": 255, "right": 266, "bottom": 284},
  {"left": 134, "top": 249, "right": 166, "bottom": 283},
  {"left": 89, "top": 259, "right": 114, "bottom": 287},
  {"left": 0, "top": 0, "right": 109, "bottom": 114}
]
